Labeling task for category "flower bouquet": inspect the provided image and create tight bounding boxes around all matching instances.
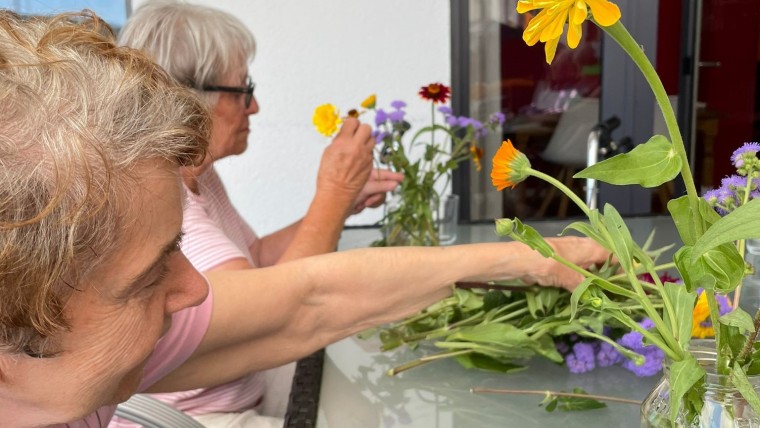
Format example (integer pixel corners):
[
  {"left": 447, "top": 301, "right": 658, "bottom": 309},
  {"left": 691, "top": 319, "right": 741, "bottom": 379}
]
[
  {"left": 313, "top": 85, "right": 502, "bottom": 246},
  {"left": 369, "top": 1, "right": 760, "bottom": 426}
]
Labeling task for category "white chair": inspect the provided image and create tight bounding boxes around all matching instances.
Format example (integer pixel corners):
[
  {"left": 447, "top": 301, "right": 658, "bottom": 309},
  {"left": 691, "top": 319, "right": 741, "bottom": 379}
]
[
  {"left": 536, "top": 97, "right": 600, "bottom": 218},
  {"left": 114, "top": 394, "right": 204, "bottom": 428}
]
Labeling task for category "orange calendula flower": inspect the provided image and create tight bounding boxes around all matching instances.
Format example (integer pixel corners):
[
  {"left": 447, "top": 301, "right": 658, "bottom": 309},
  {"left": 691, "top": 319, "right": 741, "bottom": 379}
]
[
  {"left": 470, "top": 145, "right": 484, "bottom": 172},
  {"left": 517, "top": 0, "right": 622, "bottom": 64},
  {"left": 313, "top": 103, "right": 342, "bottom": 137},
  {"left": 491, "top": 140, "right": 531, "bottom": 190},
  {"left": 361, "top": 94, "right": 376, "bottom": 109},
  {"left": 691, "top": 292, "right": 713, "bottom": 339},
  {"left": 418, "top": 83, "right": 451, "bottom": 104}
]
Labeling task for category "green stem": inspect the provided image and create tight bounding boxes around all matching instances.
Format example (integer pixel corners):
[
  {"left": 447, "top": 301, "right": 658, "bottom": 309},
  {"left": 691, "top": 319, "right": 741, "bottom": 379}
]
[
  {"left": 528, "top": 168, "right": 590, "bottom": 216},
  {"left": 387, "top": 349, "right": 473, "bottom": 376},
  {"left": 737, "top": 307, "right": 760, "bottom": 365},
  {"left": 602, "top": 22, "right": 702, "bottom": 236}
]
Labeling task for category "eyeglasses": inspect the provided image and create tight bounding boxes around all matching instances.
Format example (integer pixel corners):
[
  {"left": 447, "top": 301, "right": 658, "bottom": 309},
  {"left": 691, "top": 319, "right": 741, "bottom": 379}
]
[{"left": 202, "top": 76, "right": 255, "bottom": 108}]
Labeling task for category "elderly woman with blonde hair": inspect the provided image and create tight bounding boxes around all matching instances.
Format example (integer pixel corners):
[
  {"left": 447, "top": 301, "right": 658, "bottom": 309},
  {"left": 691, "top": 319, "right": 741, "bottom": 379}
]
[{"left": 0, "top": 9, "right": 610, "bottom": 428}]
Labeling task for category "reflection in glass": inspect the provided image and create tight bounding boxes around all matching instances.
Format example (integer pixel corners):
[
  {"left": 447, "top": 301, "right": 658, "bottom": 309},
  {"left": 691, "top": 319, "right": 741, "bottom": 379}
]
[{"left": 467, "top": 1, "right": 601, "bottom": 221}]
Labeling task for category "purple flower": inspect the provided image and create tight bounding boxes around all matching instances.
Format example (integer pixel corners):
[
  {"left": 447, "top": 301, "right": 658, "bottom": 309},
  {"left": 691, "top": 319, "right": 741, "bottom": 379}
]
[
  {"left": 437, "top": 106, "right": 453, "bottom": 115},
  {"left": 375, "top": 109, "right": 388, "bottom": 127},
  {"left": 372, "top": 130, "right": 389, "bottom": 143},
  {"left": 457, "top": 117, "right": 475, "bottom": 128},
  {"left": 488, "top": 111, "right": 506, "bottom": 126},
  {"left": 721, "top": 174, "right": 748, "bottom": 190},
  {"left": 731, "top": 142, "right": 760, "bottom": 168},
  {"left": 390, "top": 100, "right": 407, "bottom": 110},
  {"left": 596, "top": 342, "right": 623, "bottom": 367},
  {"left": 622, "top": 346, "right": 664, "bottom": 377},
  {"left": 639, "top": 318, "right": 656, "bottom": 330},
  {"left": 566, "top": 342, "right": 596, "bottom": 374},
  {"left": 388, "top": 110, "right": 405, "bottom": 123},
  {"left": 445, "top": 115, "right": 459, "bottom": 127},
  {"left": 555, "top": 340, "right": 570, "bottom": 356}
]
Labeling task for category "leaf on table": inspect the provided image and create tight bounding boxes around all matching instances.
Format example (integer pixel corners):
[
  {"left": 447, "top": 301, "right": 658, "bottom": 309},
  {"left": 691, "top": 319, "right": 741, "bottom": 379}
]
[
  {"left": 541, "top": 388, "right": 607, "bottom": 412},
  {"left": 453, "top": 353, "right": 525, "bottom": 373}
]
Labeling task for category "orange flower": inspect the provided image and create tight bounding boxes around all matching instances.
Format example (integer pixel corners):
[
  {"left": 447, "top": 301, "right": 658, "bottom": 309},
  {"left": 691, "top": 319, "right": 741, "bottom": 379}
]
[
  {"left": 418, "top": 83, "right": 451, "bottom": 104},
  {"left": 470, "top": 145, "right": 484, "bottom": 172},
  {"left": 491, "top": 140, "right": 531, "bottom": 190}
]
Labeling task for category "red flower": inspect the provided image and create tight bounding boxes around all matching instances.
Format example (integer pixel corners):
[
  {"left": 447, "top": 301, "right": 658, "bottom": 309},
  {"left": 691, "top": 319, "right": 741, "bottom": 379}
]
[{"left": 418, "top": 83, "right": 451, "bottom": 104}]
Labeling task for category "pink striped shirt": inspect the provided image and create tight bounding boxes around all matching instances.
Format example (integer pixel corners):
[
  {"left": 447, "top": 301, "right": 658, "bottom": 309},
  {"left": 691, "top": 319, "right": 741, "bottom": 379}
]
[{"left": 111, "top": 167, "right": 265, "bottom": 426}]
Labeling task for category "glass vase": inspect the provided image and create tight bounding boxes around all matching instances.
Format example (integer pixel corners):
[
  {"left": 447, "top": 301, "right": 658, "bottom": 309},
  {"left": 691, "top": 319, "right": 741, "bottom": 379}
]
[
  {"left": 738, "top": 238, "right": 760, "bottom": 315},
  {"left": 640, "top": 340, "right": 760, "bottom": 427},
  {"left": 381, "top": 191, "right": 458, "bottom": 247}
]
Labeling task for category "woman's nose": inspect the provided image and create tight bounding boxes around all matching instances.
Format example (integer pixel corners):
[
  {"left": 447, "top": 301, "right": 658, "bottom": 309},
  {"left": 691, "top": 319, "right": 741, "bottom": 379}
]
[
  {"left": 246, "top": 95, "right": 260, "bottom": 115},
  {"left": 164, "top": 252, "right": 209, "bottom": 315}
]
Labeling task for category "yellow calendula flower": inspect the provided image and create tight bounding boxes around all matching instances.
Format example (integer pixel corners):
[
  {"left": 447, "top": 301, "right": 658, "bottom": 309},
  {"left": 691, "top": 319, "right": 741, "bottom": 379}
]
[
  {"left": 361, "top": 94, "right": 376, "bottom": 109},
  {"left": 491, "top": 140, "right": 531, "bottom": 190},
  {"left": 517, "top": 0, "right": 622, "bottom": 64},
  {"left": 691, "top": 292, "right": 713, "bottom": 339},
  {"left": 313, "top": 103, "right": 342, "bottom": 137}
]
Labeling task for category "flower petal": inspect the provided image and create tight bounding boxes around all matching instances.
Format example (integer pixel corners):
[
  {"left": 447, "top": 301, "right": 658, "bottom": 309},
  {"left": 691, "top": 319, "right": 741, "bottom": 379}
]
[
  {"left": 586, "top": 0, "right": 621, "bottom": 27},
  {"left": 544, "top": 36, "right": 560, "bottom": 64}
]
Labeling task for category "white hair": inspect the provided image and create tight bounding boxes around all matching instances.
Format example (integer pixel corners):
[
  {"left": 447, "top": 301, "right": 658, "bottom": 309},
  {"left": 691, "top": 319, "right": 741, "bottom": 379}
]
[{"left": 118, "top": 0, "right": 256, "bottom": 105}]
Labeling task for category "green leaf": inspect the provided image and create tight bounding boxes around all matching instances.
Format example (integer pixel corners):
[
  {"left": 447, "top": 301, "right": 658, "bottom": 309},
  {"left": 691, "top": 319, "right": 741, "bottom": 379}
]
[
  {"left": 562, "top": 221, "right": 610, "bottom": 250},
  {"left": 719, "top": 308, "right": 756, "bottom": 334},
  {"left": 667, "top": 196, "right": 721, "bottom": 246},
  {"left": 674, "top": 244, "right": 745, "bottom": 293},
  {"left": 554, "top": 388, "right": 607, "bottom": 412},
  {"left": 730, "top": 362, "right": 760, "bottom": 416},
  {"left": 453, "top": 353, "right": 525, "bottom": 373},
  {"left": 601, "top": 204, "right": 635, "bottom": 273},
  {"left": 692, "top": 198, "right": 760, "bottom": 259},
  {"left": 668, "top": 355, "right": 706, "bottom": 423},
  {"left": 574, "top": 135, "right": 681, "bottom": 187},
  {"left": 570, "top": 278, "right": 594, "bottom": 320},
  {"left": 482, "top": 290, "right": 510, "bottom": 312},
  {"left": 446, "top": 323, "right": 531, "bottom": 346},
  {"left": 663, "top": 282, "right": 696, "bottom": 348},
  {"left": 543, "top": 397, "right": 558, "bottom": 412},
  {"left": 532, "top": 334, "right": 564, "bottom": 363}
]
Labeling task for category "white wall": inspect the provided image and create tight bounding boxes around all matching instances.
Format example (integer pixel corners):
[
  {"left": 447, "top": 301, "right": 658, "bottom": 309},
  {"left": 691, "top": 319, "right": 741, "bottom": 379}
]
[{"left": 131, "top": 0, "right": 451, "bottom": 236}]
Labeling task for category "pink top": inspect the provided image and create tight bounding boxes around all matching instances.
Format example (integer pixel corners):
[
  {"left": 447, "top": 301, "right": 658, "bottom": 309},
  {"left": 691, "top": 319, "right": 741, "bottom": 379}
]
[
  {"left": 59, "top": 284, "right": 214, "bottom": 428},
  {"left": 111, "top": 167, "right": 265, "bottom": 426}
]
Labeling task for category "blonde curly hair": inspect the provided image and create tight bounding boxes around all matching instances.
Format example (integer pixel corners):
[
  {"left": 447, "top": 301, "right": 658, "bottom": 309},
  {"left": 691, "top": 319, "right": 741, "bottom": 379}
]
[{"left": 0, "top": 10, "right": 209, "bottom": 354}]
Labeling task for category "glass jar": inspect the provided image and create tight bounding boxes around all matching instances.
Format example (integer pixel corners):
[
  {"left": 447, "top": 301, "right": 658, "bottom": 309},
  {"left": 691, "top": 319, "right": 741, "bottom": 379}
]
[
  {"left": 739, "top": 238, "right": 760, "bottom": 315},
  {"left": 641, "top": 340, "right": 760, "bottom": 427},
  {"left": 380, "top": 191, "right": 458, "bottom": 247}
]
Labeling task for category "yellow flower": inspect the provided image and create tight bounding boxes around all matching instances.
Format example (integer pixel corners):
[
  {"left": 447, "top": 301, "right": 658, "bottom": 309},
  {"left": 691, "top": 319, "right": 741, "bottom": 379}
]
[
  {"left": 470, "top": 145, "right": 484, "bottom": 172},
  {"left": 517, "top": 0, "right": 622, "bottom": 64},
  {"left": 361, "top": 94, "right": 376, "bottom": 109},
  {"left": 491, "top": 140, "right": 531, "bottom": 190},
  {"left": 691, "top": 292, "right": 714, "bottom": 339},
  {"left": 313, "top": 103, "right": 342, "bottom": 137}
]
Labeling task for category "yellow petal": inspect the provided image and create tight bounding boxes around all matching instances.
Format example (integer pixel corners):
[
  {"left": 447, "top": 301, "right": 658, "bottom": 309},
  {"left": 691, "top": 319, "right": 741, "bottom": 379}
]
[
  {"left": 544, "top": 36, "right": 560, "bottom": 64},
  {"left": 539, "top": 10, "right": 568, "bottom": 42},
  {"left": 566, "top": 17, "right": 582, "bottom": 48},
  {"left": 571, "top": 1, "right": 588, "bottom": 25},
  {"left": 586, "top": 0, "right": 621, "bottom": 27}
]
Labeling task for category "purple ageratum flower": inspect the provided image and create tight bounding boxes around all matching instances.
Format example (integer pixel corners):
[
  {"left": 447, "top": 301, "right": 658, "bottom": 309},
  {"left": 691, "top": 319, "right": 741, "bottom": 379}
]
[
  {"left": 390, "top": 100, "right": 407, "bottom": 110},
  {"left": 566, "top": 342, "right": 596, "bottom": 374},
  {"left": 555, "top": 340, "right": 570, "bottom": 356},
  {"left": 445, "top": 115, "right": 459, "bottom": 127},
  {"left": 371, "top": 130, "right": 389, "bottom": 143},
  {"left": 622, "top": 346, "right": 664, "bottom": 377},
  {"left": 437, "top": 106, "right": 453, "bottom": 115},
  {"left": 375, "top": 109, "right": 388, "bottom": 127},
  {"left": 388, "top": 109, "right": 405, "bottom": 123},
  {"left": 596, "top": 342, "right": 623, "bottom": 367},
  {"left": 731, "top": 142, "right": 760, "bottom": 169},
  {"left": 721, "top": 174, "right": 748, "bottom": 190},
  {"left": 488, "top": 111, "right": 506, "bottom": 126}
]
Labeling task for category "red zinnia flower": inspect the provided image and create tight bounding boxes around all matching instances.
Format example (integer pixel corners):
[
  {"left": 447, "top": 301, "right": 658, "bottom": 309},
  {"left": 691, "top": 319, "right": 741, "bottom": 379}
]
[{"left": 418, "top": 83, "right": 451, "bottom": 104}]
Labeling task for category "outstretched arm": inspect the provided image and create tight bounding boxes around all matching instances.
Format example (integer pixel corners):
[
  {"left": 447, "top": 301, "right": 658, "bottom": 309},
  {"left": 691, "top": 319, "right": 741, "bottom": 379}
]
[{"left": 149, "top": 237, "right": 609, "bottom": 392}]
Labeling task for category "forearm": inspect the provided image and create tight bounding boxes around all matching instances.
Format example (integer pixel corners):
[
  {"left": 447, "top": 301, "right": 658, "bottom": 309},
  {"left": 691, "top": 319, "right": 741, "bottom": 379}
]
[
  {"left": 274, "top": 189, "right": 352, "bottom": 264},
  {"left": 253, "top": 221, "right": 301, "bottom": 267},
  {"left": 156, "top": 243, "right": 536, "bottom": 392}
]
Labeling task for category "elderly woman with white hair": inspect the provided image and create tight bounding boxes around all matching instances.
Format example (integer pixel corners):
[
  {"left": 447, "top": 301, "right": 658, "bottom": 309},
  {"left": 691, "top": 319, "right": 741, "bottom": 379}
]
[
  {"left": 0, "top": 8, "right": 610, "bottom": 428},
  {"left": 115, "top": 3, "right": 404, "bottom": 426}
]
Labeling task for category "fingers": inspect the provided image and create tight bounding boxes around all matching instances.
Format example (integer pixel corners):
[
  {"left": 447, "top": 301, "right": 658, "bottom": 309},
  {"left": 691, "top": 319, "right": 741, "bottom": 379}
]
[
  {"left": 368, "top": 168, "right": 405, "bottom": 183},
  {"left": 335, "top": 117, "right": 373, "bottom": 148}
]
